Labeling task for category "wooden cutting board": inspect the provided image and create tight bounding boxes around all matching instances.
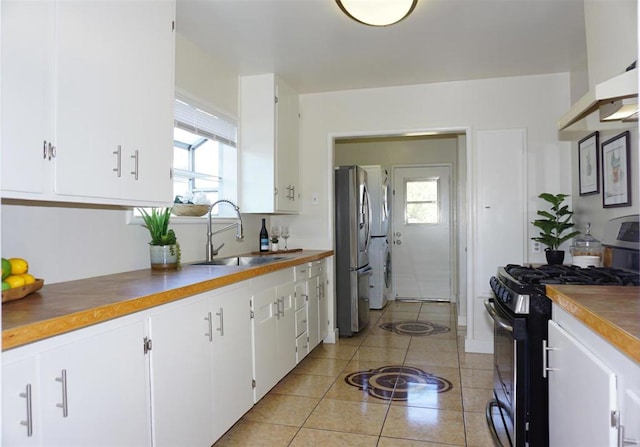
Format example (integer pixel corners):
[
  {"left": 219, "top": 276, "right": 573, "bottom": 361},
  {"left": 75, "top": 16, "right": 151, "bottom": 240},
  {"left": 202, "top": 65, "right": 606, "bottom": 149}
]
[{"left": 250, "top": 248, "right": 303, "bottom": 255}]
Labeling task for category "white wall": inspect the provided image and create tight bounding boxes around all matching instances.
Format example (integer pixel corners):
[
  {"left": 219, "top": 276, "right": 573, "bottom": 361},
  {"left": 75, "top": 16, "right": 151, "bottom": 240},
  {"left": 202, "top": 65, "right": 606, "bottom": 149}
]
[
  {"left": 0, "top": 34, "right": 263, "bottom": 284},
  {"left": 570, "top": 0, "right": 640, "bottom": 237},
  {"left": 285, "top": 72, "right": 572, "bottom": 351}
]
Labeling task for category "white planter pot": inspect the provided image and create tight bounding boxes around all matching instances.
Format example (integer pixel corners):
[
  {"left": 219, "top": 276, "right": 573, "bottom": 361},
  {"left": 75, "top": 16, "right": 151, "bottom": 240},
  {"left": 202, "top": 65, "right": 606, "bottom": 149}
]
[{"left": 149, "top": 244, "right": 179, "bottom": 271}]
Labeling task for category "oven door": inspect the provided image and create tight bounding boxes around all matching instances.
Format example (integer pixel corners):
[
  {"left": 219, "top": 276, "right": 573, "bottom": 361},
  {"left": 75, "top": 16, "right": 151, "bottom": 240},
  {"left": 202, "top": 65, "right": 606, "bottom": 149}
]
[{"left": 484, "top": 298, "right": 528, "bottom": 447}]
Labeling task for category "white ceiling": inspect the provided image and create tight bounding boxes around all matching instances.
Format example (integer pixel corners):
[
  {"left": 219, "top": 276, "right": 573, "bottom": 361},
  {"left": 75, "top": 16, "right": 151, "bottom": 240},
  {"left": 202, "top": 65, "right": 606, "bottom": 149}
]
[{"left": 176, "top": 0, "right": 588, "bottom": 94}]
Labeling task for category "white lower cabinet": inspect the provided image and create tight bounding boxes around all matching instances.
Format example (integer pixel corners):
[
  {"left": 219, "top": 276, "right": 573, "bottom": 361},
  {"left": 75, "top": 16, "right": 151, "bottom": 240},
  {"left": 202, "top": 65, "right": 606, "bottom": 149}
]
[
  {"left": 547, "top": 320, "right": 618, "bottom": 446},
  {"left": 549, "top": 305, "right": 640, "bottom": 447},
  {"left": 2, "top": 261, "right": 330, "bottom": 446},
  {"left": 318, "top": 264, "right": 329, "bottom": 341},
  {"left": 209, "top": 285, "right": 254, "bottom": 441},
  {"left": 294, "top": 281, "right": 309, "bottom": 363},
  {"left": 148, "top": 295, "right": 214, "bottom": 447},
  {"left": 2, "top": 316, "right": 151, "bottom": 447},
  {"left": 251, "top": 268, "right": 296, "bottom": 401},
  {"left": 308, "top": 259, "right": 329, "bottom": 347},
  {"left": 149, "top": 282, "right": 253, "bottom": 446}
]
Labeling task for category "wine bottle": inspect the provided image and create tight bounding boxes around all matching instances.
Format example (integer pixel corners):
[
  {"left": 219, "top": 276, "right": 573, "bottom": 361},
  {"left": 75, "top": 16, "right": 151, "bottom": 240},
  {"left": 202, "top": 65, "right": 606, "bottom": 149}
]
[{"left": 259, "top": 218, "right": 269, "bottom": 252}]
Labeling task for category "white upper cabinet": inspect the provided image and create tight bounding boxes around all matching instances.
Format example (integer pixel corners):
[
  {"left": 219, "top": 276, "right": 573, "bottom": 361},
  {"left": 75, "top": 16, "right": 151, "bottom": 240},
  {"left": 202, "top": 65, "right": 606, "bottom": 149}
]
[
  {"left": 1, "top": 0, "right": 175, "bottom": 206},
  {"left": 239, "top": 73, "right": 300, "bottom": 214},
  {"left": 1, "top": 0, "right": 55, "bottom": 196}
]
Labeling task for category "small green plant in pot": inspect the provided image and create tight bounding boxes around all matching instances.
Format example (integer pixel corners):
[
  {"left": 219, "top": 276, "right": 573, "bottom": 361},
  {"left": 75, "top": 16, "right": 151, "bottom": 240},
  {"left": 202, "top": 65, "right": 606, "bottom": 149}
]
[
  {"left": 531, "top": 193, "right": 580, "bottom": 265},
  {"left": 139, "top": 207, "right": 181, "bottom": 271}
]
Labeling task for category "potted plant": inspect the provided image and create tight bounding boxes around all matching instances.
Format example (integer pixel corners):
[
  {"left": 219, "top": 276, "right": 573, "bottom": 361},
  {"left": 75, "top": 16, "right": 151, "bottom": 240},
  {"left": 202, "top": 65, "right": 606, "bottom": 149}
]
[
  {"left": 139, "top": 207, "right": 180, "bottom": 271},
  {"left": 531, "top": 193, "right": 580, "bottom": 265},
  {"left": 271, "top": 236, "right": 279, "bottom": 252}
]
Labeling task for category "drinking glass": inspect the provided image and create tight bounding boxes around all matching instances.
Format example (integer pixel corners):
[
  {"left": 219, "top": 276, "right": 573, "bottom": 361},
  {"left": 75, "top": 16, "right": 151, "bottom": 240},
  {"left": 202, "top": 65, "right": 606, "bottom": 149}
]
[
  {"left": 271, "top": 225, "right": 280, "bottom": 239},
  {"left": 281, "top": 225, "right": 290, "bottom": 250}
]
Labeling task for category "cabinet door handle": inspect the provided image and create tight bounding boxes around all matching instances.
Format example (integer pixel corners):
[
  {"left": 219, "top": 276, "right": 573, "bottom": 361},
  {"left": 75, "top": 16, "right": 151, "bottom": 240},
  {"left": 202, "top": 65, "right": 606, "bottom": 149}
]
[
  {"left": 204, "top": 312, "right": 213, "bottom": 341},
  {"left": 43, "top": 140, "right": 48, "bottom": 159},
  {"left": 55, "top": 369, "right": 69, "bottom": 417},
  {"left": 48, "top": 142, "right": 56, "bottom": 160},
  {"left": 130, "top": 149, "right": 139, "bottom": 180},
  {"left": 273, "top": 301, "right": 279, "bottom": 319},
  {"left": 290, "top": 185, "right": 295, "bottom": 200},
  {"left": 19, "top": 384, "right": 33, "bottom": 437},
  {"left": 215, "top": 307, "right": 224, "bottom": 336},
  {"left": 542, "top": 340, "right": 558, "bottom": 378},
  {"left": 113, "top": 145, "right": 122, "bottom": 177}
]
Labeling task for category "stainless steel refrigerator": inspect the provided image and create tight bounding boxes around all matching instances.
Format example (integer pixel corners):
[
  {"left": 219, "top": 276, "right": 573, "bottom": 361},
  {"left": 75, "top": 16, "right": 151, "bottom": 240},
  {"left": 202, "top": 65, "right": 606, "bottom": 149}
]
[{"left": 334, "top": 165, "right": 372, "bottom": 336}]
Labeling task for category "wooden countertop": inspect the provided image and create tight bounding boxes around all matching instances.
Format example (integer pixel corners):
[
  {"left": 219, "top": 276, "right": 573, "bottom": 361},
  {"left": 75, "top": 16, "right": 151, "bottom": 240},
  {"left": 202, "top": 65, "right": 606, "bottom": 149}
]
[
  {"left": 2, "top": 250, "right": 333, "bottom": 351},
  {"left": 546, "top": 285, "right": 640, "bottom": 364}
]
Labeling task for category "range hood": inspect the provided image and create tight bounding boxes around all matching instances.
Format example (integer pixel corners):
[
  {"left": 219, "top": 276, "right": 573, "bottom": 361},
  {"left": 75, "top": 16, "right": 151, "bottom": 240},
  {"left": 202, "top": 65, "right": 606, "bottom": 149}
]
[{"left": 558, "top": 67, "right": 638, "bottom": 130}]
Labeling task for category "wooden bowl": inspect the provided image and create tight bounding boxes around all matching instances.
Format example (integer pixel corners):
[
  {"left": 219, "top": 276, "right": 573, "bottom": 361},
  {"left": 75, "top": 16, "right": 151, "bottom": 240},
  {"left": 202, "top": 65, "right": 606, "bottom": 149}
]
[
  {"left": 172, "top": 204, "right": 210, "bottom": 217},
  {"left": 2, "top": 278, "right": 44, "bottom": 303}
]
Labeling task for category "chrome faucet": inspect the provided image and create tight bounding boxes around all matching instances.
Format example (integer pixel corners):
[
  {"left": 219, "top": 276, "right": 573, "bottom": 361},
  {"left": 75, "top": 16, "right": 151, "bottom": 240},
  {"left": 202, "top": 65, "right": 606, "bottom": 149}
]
[{"left": 206, "top": 199, "right": 244, "bottom": 261}]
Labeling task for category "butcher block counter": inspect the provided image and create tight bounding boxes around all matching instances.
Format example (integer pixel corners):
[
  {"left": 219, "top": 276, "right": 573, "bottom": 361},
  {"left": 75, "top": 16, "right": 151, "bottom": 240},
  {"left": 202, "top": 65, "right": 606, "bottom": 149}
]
[
  {"left": 2, "top": 250, "right": 333, "bottom": 350},
  {"left": 546, "top": 285, "right": 640, "bottom": 363}
]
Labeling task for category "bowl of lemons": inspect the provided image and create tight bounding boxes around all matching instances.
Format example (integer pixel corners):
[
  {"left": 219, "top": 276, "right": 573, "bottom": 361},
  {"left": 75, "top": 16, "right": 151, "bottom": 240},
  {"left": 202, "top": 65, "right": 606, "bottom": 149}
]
[{"left": 2, "top": 257, "right": 43, "bottom": 303}]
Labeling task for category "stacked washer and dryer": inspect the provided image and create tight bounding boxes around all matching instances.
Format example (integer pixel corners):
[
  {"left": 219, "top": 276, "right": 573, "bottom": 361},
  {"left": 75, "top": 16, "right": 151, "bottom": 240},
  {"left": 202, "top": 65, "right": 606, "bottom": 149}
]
[{"left": 362, "top": 165, "right": 392, "bottom": 309}]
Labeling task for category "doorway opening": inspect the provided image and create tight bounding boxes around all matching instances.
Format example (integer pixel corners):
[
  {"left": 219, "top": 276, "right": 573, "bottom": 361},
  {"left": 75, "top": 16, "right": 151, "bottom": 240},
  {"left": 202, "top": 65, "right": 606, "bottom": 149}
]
[{"left": 333, "top": 132, "right": 467, "bottom": 313}]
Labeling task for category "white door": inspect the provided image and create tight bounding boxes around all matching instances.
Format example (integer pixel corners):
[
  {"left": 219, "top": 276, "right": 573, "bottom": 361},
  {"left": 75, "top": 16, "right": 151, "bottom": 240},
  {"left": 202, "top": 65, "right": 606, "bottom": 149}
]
[
  {"left": 548, "top": 320, "right": 618, "bottom": 446},
  {"left": 251, "top": 286, "right": 279, "bottom": 401},
  {"left": 210, "top": 286, "right": 254, "bottom": 442},
  {"left": 39, "top": 320, "right": 151, "bottom": 447},
  {"left": 149, "top": 296, "right": 214, "bottom": 447},
  {"left": 392, "top": 165, "right": 452, "bottom": 301},
  {"left": 1, "top": 0, "right": 54, "bottom": 195}
]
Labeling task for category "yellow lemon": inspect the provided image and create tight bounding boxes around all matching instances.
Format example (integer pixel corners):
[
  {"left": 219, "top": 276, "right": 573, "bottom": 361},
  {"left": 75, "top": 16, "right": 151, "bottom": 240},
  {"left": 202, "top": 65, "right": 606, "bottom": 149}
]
[
  {"left": 5, "top": 275, "right": 25, "bottom": 289},
  {"left": 9, "top": 258, "right": 28, "bottom": 275},
  {"left": 21, "top": 273, "right": 36, "bottom": 285}
]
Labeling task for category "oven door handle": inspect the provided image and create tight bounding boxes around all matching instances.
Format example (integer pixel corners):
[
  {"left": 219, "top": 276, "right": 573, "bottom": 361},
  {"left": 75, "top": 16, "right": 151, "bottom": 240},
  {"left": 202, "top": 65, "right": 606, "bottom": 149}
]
[{"left": 484, "top": 299, "right": 513, "bottom": 333}]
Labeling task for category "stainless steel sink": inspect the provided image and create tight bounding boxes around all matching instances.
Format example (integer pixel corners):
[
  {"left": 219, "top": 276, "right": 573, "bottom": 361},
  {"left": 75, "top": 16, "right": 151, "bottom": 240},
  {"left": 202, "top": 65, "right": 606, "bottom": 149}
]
[{"left": 192, "top": 255, "right": 291, "bottom": 267}]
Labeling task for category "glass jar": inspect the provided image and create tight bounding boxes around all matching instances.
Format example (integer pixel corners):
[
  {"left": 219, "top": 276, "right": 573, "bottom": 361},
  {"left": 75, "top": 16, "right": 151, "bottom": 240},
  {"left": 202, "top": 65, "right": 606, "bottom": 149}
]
[{"left": 570, "top": 223, "right": 603, "bottom": 267}]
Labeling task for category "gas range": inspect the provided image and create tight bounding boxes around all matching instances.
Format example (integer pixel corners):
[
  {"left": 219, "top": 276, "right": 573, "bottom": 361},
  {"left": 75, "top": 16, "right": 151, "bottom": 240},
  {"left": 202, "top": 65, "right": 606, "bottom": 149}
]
[
  {"left": 492, "top": 263, "right": 640, "bottom": 315},
  {"left": 486, "top": 215, "right": 640, "bottom": 447}
]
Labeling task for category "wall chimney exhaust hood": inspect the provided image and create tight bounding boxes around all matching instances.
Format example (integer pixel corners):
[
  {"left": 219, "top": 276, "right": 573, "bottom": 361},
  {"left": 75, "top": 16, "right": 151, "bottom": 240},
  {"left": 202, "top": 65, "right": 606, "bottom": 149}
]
[{"left": 558, "top": 67, "right": 638, "bottom": 130}]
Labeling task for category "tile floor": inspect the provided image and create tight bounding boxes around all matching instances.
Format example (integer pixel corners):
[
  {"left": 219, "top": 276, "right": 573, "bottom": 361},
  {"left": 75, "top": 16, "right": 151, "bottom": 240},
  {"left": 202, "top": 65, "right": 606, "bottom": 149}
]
[{"left": 214, "top": 301, "right": 495, "bottom": 446}]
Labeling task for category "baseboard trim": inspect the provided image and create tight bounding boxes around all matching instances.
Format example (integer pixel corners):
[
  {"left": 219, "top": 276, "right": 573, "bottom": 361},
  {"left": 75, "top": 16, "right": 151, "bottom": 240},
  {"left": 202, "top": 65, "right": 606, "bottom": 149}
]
[
  {"left": 464, "top": 337, "right": 493, "bottom": 354},
  {"left": 323, "top": 328, "right": 338, "bottom": 344}
]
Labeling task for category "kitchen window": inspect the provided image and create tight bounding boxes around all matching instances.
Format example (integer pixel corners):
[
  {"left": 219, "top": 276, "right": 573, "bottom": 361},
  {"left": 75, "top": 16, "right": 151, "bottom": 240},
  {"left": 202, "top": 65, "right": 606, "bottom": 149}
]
[
  {"left": 404, "top": 178, "right": 439, "bottom": 224},
  {"left": 173, "top": 94, "right": 238, "bottom": 217},
  {"left": 133, "top": 94, "right": 238, "bottom": 220}
]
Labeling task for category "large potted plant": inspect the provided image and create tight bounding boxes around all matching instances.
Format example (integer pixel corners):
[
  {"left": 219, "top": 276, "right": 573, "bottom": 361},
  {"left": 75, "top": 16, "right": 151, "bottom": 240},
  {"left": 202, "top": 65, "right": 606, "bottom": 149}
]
[
  {"left": 531, "top": 193, "right": 580, "bottom": 265},
  {"left": 139, "top": 207, "right": 180, "bottom": 271}
]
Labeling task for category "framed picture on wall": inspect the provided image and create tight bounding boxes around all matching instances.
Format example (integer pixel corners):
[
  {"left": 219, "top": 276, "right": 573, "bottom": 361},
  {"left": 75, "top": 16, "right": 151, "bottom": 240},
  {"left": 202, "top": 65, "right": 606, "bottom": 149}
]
[
  {"left": 578, "top": 131, "right": 599, "bottom": 196},
  {"left": 602, "top": 131, "right": 631, "bottom": 208}
]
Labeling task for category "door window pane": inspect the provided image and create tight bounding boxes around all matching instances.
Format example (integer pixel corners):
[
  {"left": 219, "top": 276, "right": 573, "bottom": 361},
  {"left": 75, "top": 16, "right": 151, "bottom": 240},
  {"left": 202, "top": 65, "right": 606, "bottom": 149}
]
[{"left": 405, "top": 179, "right": 439, "bottom": 224}]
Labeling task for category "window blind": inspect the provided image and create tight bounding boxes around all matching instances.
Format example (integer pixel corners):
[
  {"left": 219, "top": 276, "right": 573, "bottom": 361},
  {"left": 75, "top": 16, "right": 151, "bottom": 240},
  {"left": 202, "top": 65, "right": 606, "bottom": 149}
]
[{"left": 174, "top": 96, "right": 237, "bottom": 147}]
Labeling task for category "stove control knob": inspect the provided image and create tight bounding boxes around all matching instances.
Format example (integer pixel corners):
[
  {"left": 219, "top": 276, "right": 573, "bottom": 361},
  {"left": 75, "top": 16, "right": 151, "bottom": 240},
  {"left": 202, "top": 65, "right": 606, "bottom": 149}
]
[{"left": 502, "top": 291, "right": 512, "bottom": 303}]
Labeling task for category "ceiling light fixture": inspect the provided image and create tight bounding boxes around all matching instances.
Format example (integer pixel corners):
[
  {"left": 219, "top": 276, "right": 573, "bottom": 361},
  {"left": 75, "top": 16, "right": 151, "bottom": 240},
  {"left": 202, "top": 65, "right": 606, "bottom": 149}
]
[{"left": 336, "top": 0, "right": 418, "bottom": 27}]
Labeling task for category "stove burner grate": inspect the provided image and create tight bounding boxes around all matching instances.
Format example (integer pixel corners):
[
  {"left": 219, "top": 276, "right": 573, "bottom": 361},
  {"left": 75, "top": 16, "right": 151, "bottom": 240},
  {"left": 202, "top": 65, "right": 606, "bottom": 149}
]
[{"left": 504, "top": 264, "right": 640, "bottom": 287}]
